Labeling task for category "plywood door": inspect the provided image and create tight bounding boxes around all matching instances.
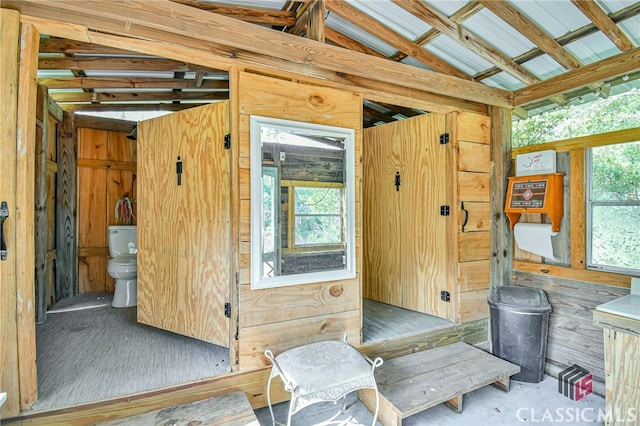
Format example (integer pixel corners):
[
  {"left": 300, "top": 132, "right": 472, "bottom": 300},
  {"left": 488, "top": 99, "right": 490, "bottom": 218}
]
[
  {"left": 363, "top": 114, "right": 449, "bottom": 317},
  {"left": 137, "top": 101, "right": 230, "bottom": 346}
]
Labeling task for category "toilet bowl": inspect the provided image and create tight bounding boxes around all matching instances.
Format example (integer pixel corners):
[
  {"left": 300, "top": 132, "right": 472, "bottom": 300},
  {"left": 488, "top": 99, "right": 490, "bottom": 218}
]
[{"left": 108, "top": 225, "right": 138, "bottom": 308}]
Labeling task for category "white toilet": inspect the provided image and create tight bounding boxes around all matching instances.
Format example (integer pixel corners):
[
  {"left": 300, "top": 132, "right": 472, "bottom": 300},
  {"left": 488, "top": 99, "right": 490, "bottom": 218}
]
[{"left": 107, "top": 225, "right": 138, "bottom": 308}]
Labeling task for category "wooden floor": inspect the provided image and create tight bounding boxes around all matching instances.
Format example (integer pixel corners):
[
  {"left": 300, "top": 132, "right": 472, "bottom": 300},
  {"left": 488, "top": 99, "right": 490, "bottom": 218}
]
[{"left": 31, "top": 296, "right": 449, "bottom": 412}]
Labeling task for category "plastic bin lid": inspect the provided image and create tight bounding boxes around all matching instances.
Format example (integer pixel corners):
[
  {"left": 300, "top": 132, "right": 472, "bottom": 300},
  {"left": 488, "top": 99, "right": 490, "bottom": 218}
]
[{"left": 488, "top": 286, "right": 551, "bottom": 313}]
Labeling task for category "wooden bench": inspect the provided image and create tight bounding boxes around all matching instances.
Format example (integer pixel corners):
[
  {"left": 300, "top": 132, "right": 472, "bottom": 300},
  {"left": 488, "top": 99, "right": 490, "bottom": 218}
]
[
  {"left": 96, "top": 391, "right": 258, "bottom": 426},
  {"left": 359, "top": 342, "right": 520, "bottom": 426}
]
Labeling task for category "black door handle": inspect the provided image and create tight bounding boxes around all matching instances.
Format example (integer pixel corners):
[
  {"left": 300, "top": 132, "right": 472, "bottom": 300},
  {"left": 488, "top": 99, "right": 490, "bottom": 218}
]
[{"left": 1, "top": 201, "right": 8, "bottom": 261}]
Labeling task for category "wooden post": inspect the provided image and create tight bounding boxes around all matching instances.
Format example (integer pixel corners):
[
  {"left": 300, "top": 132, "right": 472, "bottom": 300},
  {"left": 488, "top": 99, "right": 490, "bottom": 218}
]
[
  {"left": 56, "top": 111, "right": 78, "bottom": 300},
  {"left": 16, "top": 20, "right": 40, "bottom": 410},
  {"left": 0, "top": 8, "right": 21, "bottom": 419},
  {"left": 307, "top": 0, "right": 326, "bottom": 42},
  {"left": 489, "top": 106, "right": 512, "bottom": 289}
]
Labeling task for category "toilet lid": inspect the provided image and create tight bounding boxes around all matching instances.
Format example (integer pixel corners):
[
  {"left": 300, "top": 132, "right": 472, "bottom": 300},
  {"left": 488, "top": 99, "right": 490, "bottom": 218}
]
[{"left": 109, "top": 255, "right": 136, "bottom": 266}]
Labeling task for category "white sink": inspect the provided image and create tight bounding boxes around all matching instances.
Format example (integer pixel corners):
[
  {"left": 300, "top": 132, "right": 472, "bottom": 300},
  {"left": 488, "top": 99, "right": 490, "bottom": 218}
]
[{"left": 596, "top": 294, "right": 640, "bottom": 321}]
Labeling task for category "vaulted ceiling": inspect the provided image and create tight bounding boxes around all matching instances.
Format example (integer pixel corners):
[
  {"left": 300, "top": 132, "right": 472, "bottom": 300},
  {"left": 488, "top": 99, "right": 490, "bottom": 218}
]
[{"left": 6, "top": 0, "right": 640, "bottom": 127}]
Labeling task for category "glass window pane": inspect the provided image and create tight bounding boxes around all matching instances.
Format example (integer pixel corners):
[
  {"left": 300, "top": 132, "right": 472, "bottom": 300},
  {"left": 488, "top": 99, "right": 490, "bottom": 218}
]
[
  {"left": 295, "top": 216, "right": 342, "bottom": 245},
  {"left": 591, "top": 142, "right": 640, "bottom": 201},
  {"left": 294, "top": 187, "right": 341, "bottom": 214},
  {"left": 591, "top": 205, "right": 640, "bottom": 270}
]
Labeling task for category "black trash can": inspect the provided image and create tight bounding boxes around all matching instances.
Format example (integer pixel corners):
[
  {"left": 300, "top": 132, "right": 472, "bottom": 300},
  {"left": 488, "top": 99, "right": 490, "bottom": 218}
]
[{"left": 488, "top": 286, "right": 551, "bottom": 383}]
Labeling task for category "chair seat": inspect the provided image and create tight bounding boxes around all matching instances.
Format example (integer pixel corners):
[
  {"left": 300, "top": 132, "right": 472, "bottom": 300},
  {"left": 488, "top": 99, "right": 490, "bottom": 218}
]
[
  {"left": 265, "top": 338, "right": 382, "bottom": 426},
  {"left": 276, "top": 340, "right": 377, "bottom": 407}
]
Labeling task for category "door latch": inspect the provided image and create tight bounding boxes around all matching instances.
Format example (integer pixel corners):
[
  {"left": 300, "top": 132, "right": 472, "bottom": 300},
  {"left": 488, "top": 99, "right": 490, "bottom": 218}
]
[
  {"left": 176, "top": 156, "right": 183, "bottom": 186},
  {"left": 1, "top": 201, "right": 8, "bottom": 261}
]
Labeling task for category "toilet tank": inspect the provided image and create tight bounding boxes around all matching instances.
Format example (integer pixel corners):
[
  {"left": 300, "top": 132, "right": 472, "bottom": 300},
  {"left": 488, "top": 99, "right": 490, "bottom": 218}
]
[{"left": 108, "top": 225, "right": 137, "bottom": 257}]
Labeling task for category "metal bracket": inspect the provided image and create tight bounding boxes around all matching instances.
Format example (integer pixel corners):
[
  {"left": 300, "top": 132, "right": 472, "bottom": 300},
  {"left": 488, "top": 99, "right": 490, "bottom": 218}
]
[
  {"left": 176, "top": 156, "right": 183, "bottom": 186},
  {"left": 1, "top": 201, "right": 8, "bottom": 261},
  {"left": 224, "top": 302, "right": 231, "bottom": 318},
  {"left": 439, "top": 133, "right": 450, "bottom": 144},
  {"left": 395, "top": 171, "right": 401, "bottom": 191},
  {"left": 440, "top": 205, "right": 450, "bottom": 216},
  {"left": 224, "top": 134, "right": 231, "bottom": 150},
  {"left": 440, "top": 290, "right": 451, "bottom": 302}
]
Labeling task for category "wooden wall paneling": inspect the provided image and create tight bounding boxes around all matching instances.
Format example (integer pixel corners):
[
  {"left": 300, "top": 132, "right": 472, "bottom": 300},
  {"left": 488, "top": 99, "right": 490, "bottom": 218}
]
[
  {"left": 56, "top": 111, "right": 77, "bottom": 300},
  {"left": 16, "top": 19, "right": 40, "bottom": 411},
  {"left": 603, "top": 327, "right": 640, "bottom": 418},
  {"left": 458, "top": 141, "right": 490, "bottom": 172},
  {"left": 455, "top": 112, "right": 491, "bottom": 144},
  {"left": 239, "top": 310, "right": 361, "bottom": 370},
  {"left": 237, "top": 72, "right": 362, "bottom": 364},
  {"left": 457, "top": 171, "right": 490, "bottom": 201},
  {"left": 453, "top": 112, "right": 492, "bottom": 323},
  {"left": 35, "top": 84, "right": 49, "bottom": 323},
  {"left": 46, "top": 114, "right": 58, "bottom": 309},
  {"left": 513, "top": 271, "right": 629, "bottom": 396},
  {"left": 458, "top": 260, "right": 490, "bottom": 292},
  {"left": 459, "top": 202, "right": 490, "bottom": 232},
  {"left": 0, "top": 8, "right": 20, "bottom": 419},
  {"left": 239, "top": 280, "right": 360, "bottom": 328}
]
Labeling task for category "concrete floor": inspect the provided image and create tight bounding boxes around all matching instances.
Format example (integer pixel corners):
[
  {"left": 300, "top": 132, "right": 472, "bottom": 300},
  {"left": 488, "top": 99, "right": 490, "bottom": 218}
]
[{"left": 254, "top": 374, "right": 605, "bottom": 425}]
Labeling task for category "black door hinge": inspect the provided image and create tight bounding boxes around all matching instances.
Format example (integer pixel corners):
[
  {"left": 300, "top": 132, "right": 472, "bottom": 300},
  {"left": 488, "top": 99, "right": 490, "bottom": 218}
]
[
  {"left": 440, "top": 133, "right": 449, "bottom": 144},
  {"left": 394, "top": 171, "right": 401, "bottom": 191},
  {"left": 440, "top": 291, "right": 451, "bottom": 302},
  {"left": 440, "top": 205, "right": 450, "bottom": 216},
  {"left": 224, "top": 302, "right": 231, "bottom": 318},
  {"left": 224, "top": 134, "right": 231, "bottom": 150}
]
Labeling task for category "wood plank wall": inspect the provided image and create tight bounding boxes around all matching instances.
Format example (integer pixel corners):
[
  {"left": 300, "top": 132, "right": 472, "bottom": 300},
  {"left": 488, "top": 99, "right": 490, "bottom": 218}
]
[
  {"left": 514, "top": 272, "right": 629, "bottom": 396},
  {"left": 34, "top": 85, "right": 62, "bottom": 322},
  {"left": 449, "top": 112, "right": 492, "bottom": 323},
  {"left": 76, "top": 123, "right": 136, "bottom": 294},
  {"left": 236, "top": 72, "right": 363, "bottom": 370}
]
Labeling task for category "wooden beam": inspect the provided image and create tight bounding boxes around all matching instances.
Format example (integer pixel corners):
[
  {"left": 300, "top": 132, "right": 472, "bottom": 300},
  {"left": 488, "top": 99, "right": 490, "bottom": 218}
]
[
  {"left": 393, "top": 0, "right": 544, "bottom": 85},
  {"left": 0, "top": 8, "right": 21, "bottom": 419},
  {"left": 39, "top": 37, "right": 138, "bottom": 54},
  {"left": 49, "top": 90, "right": 227, "bottom": 103},
  {"left": 13, "top": 8, "right": 510, "bottom": 110},
  {"left": 479, "top": 0, "right": 583, "bottom": 70},
  {"left": 38, "top": 77, "right": 230, "bottom": 90},
  {"left": 169, "top": 0, "right": 297, "bottom": 26},
  {"left": 16, "top": 20, "right": 40, "bottom": 411},
  {"left": 391, "top": 1, "right": 484, "bottom": 62},
  {"left": 513, "top": 48, "right": 640, "bottom": 106},
  {"left": 8, "top": 0, "right": 512, "bottom": 107},
  {"left": 474, "top": 2, "right": 640, "bottom": 82},
  {"left": 74, "top": 114, "right": 135, "bottom": 132},
  {"left": 325, "top": 0, "right": 470, "bottom": 80},
  {"left": 60, "top": 102, "right": 204, "bottom": 113},
  {"left": 38, "top": 56, "right": 214, "bottom": 72},
  {"left": 571, "top": 0, "right": 635, "bottom": 51},
  {"left": 34, "top": 84, "right": 49, "bottom": 324},
  {"left": 325, "top": 26, "right": 387, "bottom": 58},
  {"left": 513, "top": 260, "right": 630, "bottom": 288},
  {"left": 512, "top": 127, "right": 640, "bottom": 156},
  {"left": 306, "top": 0, "right": 325, "bottom": 42}
]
